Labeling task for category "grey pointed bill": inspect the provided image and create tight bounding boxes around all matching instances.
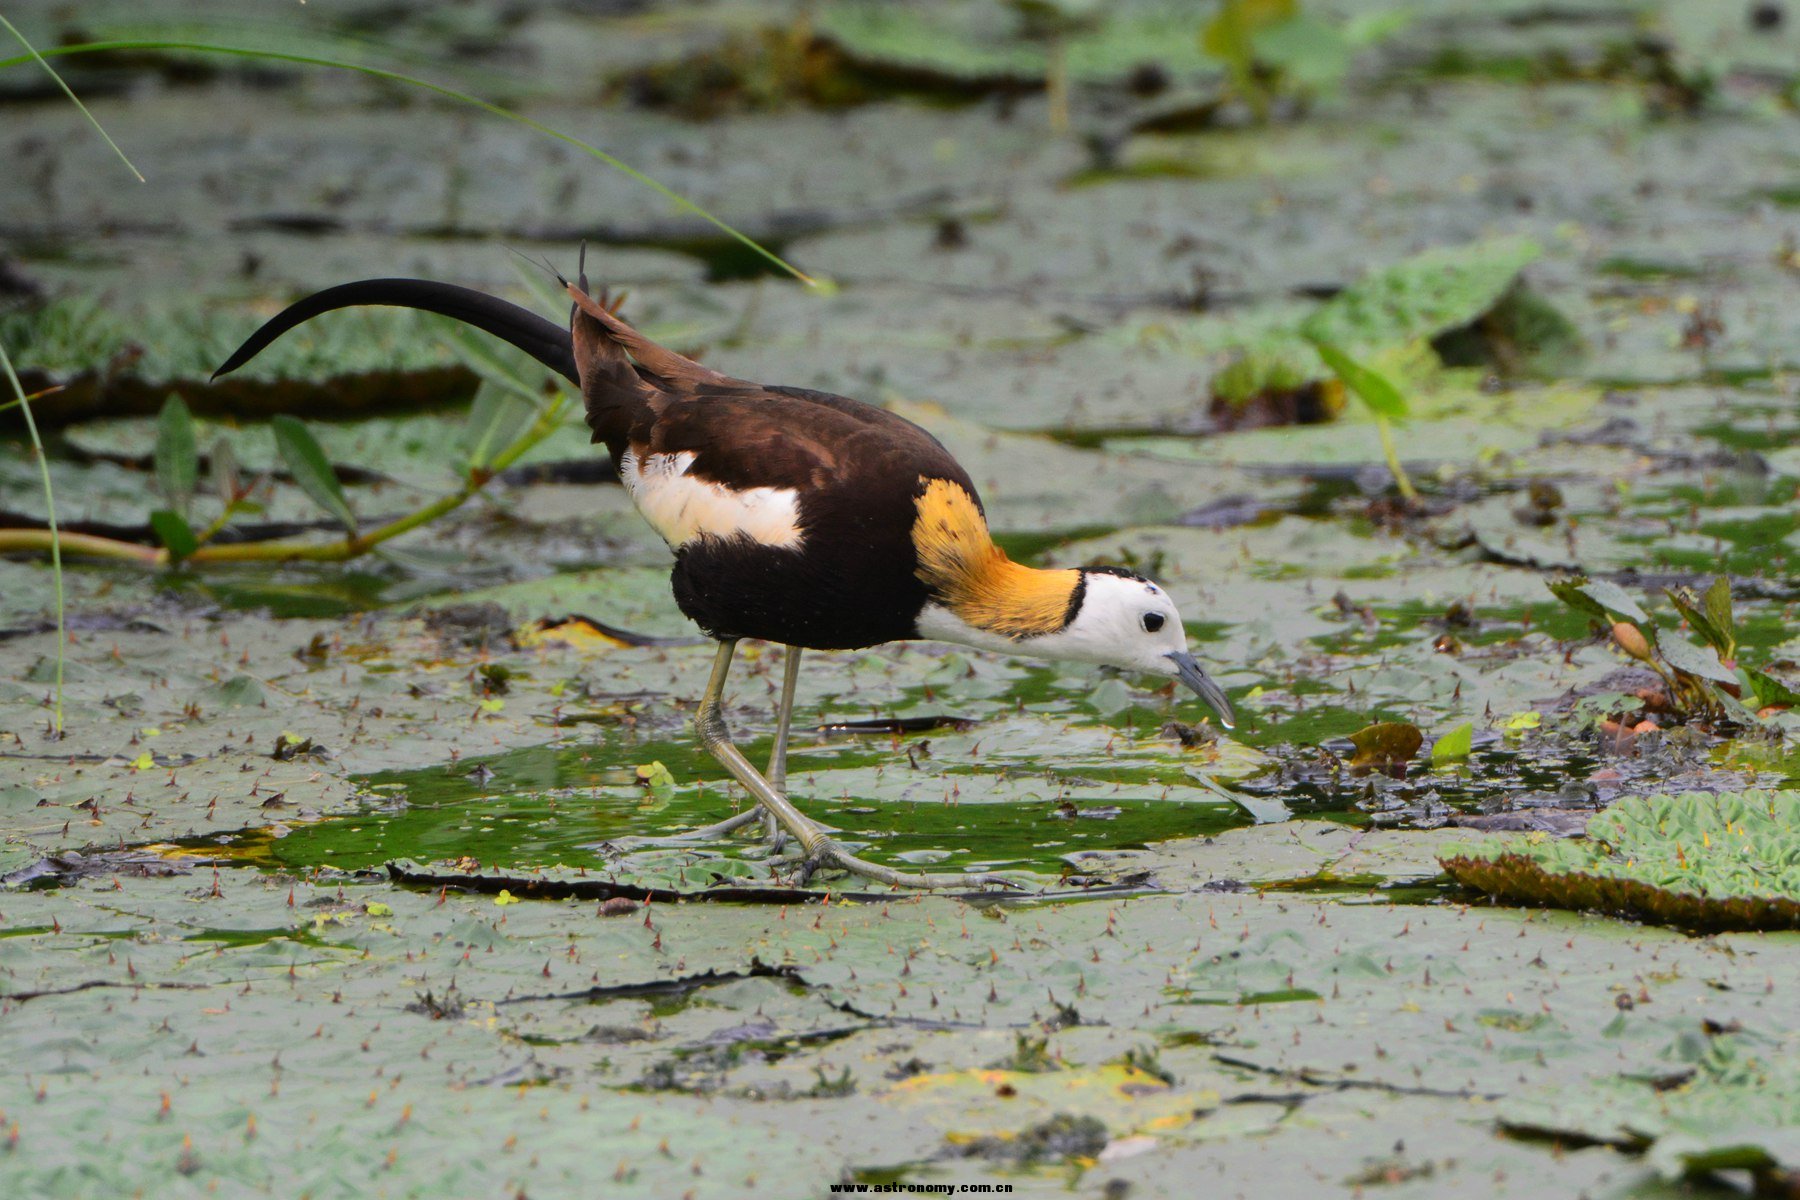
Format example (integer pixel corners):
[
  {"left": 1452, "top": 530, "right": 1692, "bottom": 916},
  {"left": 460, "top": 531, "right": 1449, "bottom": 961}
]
[{"left": 1167, "top": 651, "right": 1235, "bottom": 729}]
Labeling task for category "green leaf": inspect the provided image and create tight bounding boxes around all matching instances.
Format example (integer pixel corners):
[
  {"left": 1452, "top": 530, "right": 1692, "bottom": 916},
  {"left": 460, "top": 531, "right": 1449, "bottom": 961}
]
[
  {"left": 149, "top": 509, "right": 198, "bottom": 561},
  {"left": 430, "top": 316, "right": 553, "bottom": 405},
  {"left": 1301, "top": 236, "right": 1542, "bottom": 354},
  {"left": 272, "top": 415, "right": 357, "bottom": 534},
  {"left": 1664, "top": 586, "right": 1728, "bottom": 657},
  {"left": 1201, "top": 0, "right": 1297, "bottom": 89},
  {"left": 210, "top": 436, "right": 241, "bottom": 508},
  {"left": 1742, "top": 667, "right": 1800, "bottom": 710},
  {"left": 1703, "top": 575, "right": 1735, "bottom": 659},
  {"left": 1308, "top": 339, "right": 1409, "bottom": 418},
  {"left": 1545, "top": 576, "right": 1650, "bottom": 627},
  {"left": 1251, "top": 14, "right": 1351, "bottom": 91},
  {"left": 1430, "top": 722, "right": 1473, "bottom": 766},
  {"left": 462, "top": 380, "right": 540, "bottom": 472},
  {"left": 636, "top": 760, "right": 677, "bottom": 802},
  {"left": 1656, "top": 636, "right": 1738, "bottom": 686},
  {"left": 153, "top": 393, "right": 197, "bottom": 517}
]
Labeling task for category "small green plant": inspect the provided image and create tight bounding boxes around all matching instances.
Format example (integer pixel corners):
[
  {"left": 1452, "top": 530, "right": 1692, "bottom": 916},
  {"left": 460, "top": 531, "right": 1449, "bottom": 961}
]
[
  {"left": 1295, "top": 236, "right": 1548, "bottom": 501},
  {"left": 989, "top": 1033, "right": 1058, "bottom": 1074},
  {"left": 1547, "top": 575, "right": 1795, "bottom": 720},
  {"left": 1200, "top": 0, "right": 1408, "bottom": 119},
  {"left": 0, "top": 371, "right": 573, "bottom": 569}
]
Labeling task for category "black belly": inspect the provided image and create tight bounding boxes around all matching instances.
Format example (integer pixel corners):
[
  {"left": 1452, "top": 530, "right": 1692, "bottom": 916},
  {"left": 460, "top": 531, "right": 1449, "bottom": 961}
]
[{"left": 670, "top": 533, "right": 927, "bottom": 650}]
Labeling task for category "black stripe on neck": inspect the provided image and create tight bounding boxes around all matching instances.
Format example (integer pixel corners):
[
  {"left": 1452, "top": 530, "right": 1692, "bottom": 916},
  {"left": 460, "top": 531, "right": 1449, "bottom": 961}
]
[{"left": 1063, "top": 570, "right": 1090, "bottom": 630}]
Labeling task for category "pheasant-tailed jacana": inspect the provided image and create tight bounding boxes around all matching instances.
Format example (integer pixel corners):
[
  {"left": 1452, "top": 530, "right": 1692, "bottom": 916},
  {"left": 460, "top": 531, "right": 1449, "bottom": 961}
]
[{"left": 214, "top": 274, "right": 1236, "bottom": 889}]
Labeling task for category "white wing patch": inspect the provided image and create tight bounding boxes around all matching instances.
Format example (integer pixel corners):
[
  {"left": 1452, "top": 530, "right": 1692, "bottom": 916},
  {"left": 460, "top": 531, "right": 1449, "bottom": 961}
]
[{"left": 620, "top": 450, "right": 804, "bottom": 550}]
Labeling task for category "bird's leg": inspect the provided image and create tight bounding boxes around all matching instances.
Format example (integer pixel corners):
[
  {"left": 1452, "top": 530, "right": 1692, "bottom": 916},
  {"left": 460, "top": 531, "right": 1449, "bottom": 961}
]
[
  {"left": 605, "top": 645, "right": 801, "bottom": 848},
  {"left": 761, "top": 645, "right": 803, "bottom": 852},
  {"left": 695, "top": 640, "right": 1014, "bottom": 891}
]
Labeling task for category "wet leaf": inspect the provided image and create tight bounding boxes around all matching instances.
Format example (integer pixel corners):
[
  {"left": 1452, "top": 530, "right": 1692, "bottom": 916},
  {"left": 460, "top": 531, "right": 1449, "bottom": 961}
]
[
  {"left": 271, "top": 415, "right": 357, "bottom": 534},
  {"left": 636, "top": 760, "right": 677, "bottom": 802},
  {"left": 1703, "top": 575, "right": 1736, "bottom": 659},
  {"left": 817, "top": 2, "right": 1216, "bottom": 87},
  {"left": 1201, "top": 0, "right": 1296, "bottom": 99},
  {"left": 1251, "top": 14, "right": 1352, "bottom": 92},
  {"left": 1503, "top": 1033, "right": 1800, "bottom": 1185},
  {"left": 1345, "top": 721, "right": 1423, "bottom": 769},
  {"left": 152, "top": 393, "right": 197, "bottom": 517}
]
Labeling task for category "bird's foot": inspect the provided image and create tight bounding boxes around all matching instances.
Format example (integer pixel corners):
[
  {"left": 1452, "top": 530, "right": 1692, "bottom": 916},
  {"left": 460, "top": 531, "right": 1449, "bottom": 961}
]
[
  {"left": 789, "top": 835, "right": 1020, "bottom": 892},
  {"left": 607, "top": 805, "right": 818, "bottom": 851}
]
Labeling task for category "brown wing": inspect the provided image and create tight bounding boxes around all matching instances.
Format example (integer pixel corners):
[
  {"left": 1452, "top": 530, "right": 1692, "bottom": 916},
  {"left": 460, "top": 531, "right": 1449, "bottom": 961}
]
[{"left": 637, "top": 387, "right": 971, "bottom": 500}]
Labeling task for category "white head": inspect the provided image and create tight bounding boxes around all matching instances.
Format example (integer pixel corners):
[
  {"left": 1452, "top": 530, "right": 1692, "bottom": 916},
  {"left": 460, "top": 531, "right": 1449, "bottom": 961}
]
[{"left": 1021, "top": 569, "right": 1235, "bottom": 727}]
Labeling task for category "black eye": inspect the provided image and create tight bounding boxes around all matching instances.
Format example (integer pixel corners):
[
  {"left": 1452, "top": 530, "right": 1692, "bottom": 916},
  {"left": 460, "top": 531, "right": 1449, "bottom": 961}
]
[{"left": 1141, "top": 613, "right": 1165, "bottom": 633}]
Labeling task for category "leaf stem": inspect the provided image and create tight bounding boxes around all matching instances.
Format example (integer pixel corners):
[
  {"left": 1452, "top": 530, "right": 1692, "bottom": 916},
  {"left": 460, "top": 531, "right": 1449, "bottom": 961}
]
[
  {"left": 0, "top": 15, "right": 143, "bottom": 182},
  {"left": 1375, "top": 415, "right": 1418, "bottom": 502},
  {"left": 0, "top": 397, "right": 569, "bottom": 569}
]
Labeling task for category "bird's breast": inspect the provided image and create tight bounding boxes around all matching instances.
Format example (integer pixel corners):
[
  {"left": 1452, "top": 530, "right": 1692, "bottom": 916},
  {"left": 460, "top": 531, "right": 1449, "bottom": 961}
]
[{"left": 620, "top": 448, "right": 805, "bottom": 550}]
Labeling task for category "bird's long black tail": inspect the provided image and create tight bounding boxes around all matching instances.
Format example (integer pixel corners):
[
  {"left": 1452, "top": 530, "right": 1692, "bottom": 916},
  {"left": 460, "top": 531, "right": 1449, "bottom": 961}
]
[{"left": 211, "top": 278, "right": 578, "bottom": 384}]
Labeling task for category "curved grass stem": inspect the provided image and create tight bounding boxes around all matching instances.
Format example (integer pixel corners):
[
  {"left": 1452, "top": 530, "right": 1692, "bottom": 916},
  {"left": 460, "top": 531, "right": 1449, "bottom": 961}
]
[
  {"left": 0, "top": 15, "right": 143, "bottom": 182},
  {"left": 0, "top": 40, "right": 814, "bottom": 287},
  {"left": 0, "top": 342, "right": 68, "bottom": 734}
]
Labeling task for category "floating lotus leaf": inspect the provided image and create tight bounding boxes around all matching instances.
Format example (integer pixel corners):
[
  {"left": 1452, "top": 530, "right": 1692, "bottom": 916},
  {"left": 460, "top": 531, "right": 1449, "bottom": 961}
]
[
  {"left": 1441, "top": 791, "right": 1800, "bottom": 933},
  {"left": 1300, "top": 236, "right": 1543, "bottom": 356},
  {"left": 1503, "top": 1035, "right": 1800, "bottom": 1187}
]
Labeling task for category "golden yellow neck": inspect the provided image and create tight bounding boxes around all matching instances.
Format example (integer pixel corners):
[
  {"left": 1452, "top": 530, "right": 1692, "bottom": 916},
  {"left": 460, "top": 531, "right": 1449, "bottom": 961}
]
[{"left": 911, "top": 478, "right": 1079, "bottom": 639}]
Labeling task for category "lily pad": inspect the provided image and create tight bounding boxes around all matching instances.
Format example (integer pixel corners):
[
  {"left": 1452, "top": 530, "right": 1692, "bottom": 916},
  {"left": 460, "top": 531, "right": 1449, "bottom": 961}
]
[{"left": 1441, "top": 790, "right": 1800, "bottom": 933}]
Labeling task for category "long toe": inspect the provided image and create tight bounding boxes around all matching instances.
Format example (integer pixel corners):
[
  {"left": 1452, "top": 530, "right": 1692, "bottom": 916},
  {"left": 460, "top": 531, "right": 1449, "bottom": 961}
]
[
  {"left": 811, "top": 844, "right": 1025, "bottom": 892},
  {"left": 607, "top": 806, "right": 765, "bottom": 849}
]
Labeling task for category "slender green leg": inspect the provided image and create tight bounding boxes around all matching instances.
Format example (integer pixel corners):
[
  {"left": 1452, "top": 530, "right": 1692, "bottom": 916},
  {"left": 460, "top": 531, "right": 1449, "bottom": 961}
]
[
  {"left": 761, "top": 645, "right": 803, "bottom": 852},
  {"left": 609, "top": 645, "right": 799, "bottom": 847},
  {"left": 694, "top": 640, "right": 1014, "bottom": 891}
]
